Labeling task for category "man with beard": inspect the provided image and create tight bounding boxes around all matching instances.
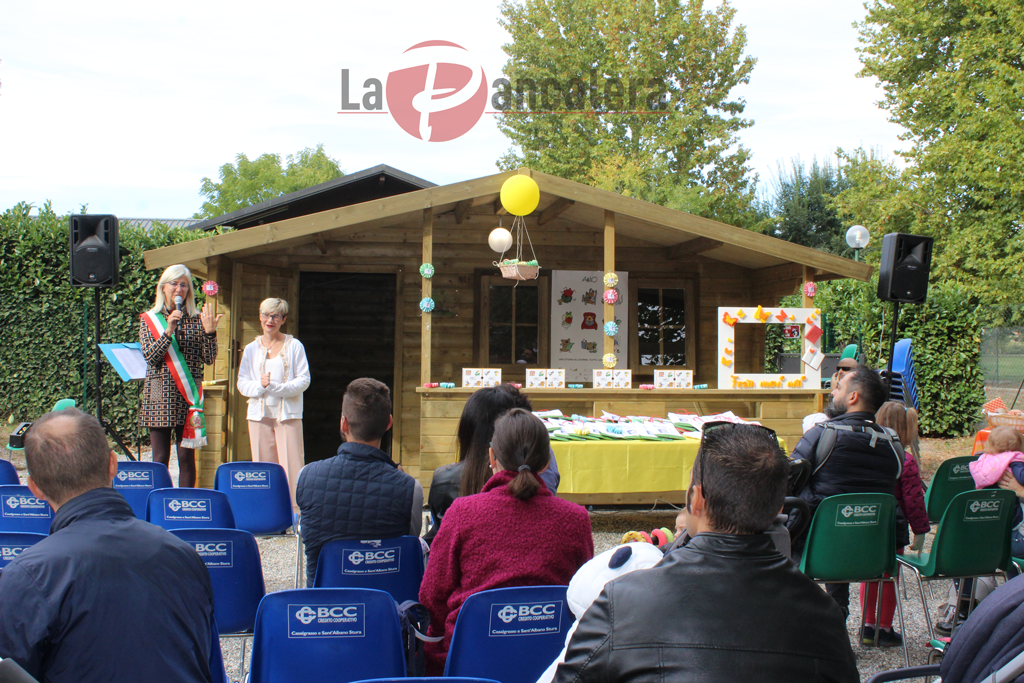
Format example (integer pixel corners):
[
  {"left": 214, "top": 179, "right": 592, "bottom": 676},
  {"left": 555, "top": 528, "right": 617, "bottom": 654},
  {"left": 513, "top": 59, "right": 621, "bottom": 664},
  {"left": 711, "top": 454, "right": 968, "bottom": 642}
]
[{"left": 789, "top": 365, "right": 904, "bottom": 618}]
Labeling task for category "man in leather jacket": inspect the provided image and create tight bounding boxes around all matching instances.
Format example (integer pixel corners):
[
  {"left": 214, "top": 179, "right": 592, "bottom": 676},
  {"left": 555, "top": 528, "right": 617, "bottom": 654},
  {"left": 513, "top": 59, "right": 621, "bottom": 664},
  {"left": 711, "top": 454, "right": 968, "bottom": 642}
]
[
  {"left": 554, "top": 423, "right": 858, "bottom": 683},
  {"left": 790, "top": 365, "right": 902, "bottom": 617}
]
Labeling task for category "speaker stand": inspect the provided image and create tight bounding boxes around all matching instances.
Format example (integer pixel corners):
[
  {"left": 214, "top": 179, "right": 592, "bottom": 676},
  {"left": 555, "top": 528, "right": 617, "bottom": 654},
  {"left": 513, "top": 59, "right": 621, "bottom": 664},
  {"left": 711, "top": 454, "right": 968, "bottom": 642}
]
[
  {"left": 885, "top": 300, "right": 901, "bottom": 394},
  {"left": 92, "top": 288, "right": 137, "bottom": 461}
]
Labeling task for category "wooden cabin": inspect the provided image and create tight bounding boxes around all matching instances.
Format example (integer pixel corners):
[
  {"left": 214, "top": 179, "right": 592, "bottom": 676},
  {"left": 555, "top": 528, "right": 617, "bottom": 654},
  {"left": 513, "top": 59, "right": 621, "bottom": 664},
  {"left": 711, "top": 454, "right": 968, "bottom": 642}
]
[{"left": 144, "top": 167, "right": 871, "bottom": 499}]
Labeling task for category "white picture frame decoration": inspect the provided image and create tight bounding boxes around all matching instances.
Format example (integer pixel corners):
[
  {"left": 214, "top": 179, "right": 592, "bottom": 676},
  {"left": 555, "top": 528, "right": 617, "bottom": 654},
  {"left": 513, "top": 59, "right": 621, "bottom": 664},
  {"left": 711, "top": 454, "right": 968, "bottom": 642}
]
[{"left": 717, "top": 306, "right": 823, "bottom": 390}]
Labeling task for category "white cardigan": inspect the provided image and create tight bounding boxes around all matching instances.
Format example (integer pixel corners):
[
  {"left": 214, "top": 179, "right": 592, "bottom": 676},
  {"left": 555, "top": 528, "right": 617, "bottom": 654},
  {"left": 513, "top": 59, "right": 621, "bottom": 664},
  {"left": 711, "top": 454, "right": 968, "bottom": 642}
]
[{"left": 237, "top": 335, "right": 311, "bottom": 422}]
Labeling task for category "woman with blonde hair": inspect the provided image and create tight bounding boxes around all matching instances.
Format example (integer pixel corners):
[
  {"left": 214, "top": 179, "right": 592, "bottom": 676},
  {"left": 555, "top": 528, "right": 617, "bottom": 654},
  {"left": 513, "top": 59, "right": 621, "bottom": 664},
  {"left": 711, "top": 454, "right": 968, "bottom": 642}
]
[
  {"left": 139, "top": 264, "right": 222, "bottom": 487},
  {"left": 237, "top": 298, "right": 310, "bottom": 511}
]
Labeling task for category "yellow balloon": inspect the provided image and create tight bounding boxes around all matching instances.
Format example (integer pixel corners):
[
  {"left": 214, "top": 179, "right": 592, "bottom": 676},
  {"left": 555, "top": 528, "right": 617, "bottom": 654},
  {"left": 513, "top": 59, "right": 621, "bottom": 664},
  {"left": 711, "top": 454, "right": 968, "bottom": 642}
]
[{"left": 500, "top": 175, "right": 540, "bottom": 216}]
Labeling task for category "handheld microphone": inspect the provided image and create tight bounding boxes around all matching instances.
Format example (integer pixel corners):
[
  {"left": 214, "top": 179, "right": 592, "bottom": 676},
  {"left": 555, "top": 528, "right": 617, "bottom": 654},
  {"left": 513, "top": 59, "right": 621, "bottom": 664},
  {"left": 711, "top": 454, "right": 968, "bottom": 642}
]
[{"left": 174, "top": 295, "right": 183, "bottom": 312}]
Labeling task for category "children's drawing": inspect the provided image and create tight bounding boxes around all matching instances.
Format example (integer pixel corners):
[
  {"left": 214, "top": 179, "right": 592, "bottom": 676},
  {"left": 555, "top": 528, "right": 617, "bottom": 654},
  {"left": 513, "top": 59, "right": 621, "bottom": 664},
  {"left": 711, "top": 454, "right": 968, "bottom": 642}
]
[
  {"left": 560, "top": 338, "right": 575, "bottom": 352},
  {"left": 581, "top": 312, "right": 598, "bottom": 330},
  {"left": 582, "top": 289, "right": 597, "bottom": 306},
  {"left": 558, "top": 288, "right": 575, "bottom": 305}
]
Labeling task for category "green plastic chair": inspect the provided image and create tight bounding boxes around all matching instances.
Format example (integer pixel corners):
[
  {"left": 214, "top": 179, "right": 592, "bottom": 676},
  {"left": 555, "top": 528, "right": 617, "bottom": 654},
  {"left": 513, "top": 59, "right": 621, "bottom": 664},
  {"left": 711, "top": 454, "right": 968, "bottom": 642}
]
[
  {"left": 840, "top": 344, "right": 858, "bottom": 361},
  {"left": 898, "top": 488, "right": 1016, "bottom": 641},
  {"left": 51, "top": 399, "right": 76, "bottom": 412},
  {"left": 800, "top": 493, "right": 907, "bottom": 665},
  {"left": 924, "top": 456, "right": 979, "bottom": 523}
]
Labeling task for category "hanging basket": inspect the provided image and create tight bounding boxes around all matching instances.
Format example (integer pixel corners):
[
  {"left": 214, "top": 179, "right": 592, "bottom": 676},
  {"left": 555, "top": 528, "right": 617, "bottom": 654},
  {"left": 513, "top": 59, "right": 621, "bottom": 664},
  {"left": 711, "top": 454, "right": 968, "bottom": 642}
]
[{"left": 498, "top": 262, "right": 540, "bottom": 281}]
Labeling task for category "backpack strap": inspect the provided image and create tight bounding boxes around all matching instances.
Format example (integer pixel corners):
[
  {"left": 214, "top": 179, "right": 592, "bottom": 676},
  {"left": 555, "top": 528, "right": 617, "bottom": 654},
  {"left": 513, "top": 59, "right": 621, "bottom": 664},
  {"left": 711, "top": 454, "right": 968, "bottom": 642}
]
[{"left": 812, "top": 422, "right": 904, "bottom": 479}]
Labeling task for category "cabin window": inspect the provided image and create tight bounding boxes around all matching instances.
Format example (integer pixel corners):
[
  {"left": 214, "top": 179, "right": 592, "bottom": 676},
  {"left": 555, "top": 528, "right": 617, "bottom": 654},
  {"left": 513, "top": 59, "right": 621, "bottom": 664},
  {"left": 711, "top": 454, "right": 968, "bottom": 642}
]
[
  {"left": 477, "top": 275, "right": 550, "bottom": 369},
  {"left": 629, "top": 278, "right": 696, "bottom": 373}
]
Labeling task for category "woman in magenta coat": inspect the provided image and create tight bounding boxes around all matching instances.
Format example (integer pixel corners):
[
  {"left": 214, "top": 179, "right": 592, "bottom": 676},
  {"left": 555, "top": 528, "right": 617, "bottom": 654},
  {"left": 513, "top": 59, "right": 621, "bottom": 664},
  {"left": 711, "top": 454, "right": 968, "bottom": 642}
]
[{"left": 419, "top": 408, "right": 593, "bottom": 675}]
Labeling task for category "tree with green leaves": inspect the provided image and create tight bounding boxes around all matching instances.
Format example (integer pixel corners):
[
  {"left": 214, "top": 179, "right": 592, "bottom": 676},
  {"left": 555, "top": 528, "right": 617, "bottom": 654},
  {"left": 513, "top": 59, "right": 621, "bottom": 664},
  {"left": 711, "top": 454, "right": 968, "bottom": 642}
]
[
  {"left": 852, "top": 0, "right": 1024, "bottom": 304},
  {"left": 495, "top": 0, "right": 761, "bottom": 227},
  {"left": 194, "top": 144, "right": 343, "bottom": 219},
  {"left": 762, "top": 157, "right": 854, "bottom": 255}
]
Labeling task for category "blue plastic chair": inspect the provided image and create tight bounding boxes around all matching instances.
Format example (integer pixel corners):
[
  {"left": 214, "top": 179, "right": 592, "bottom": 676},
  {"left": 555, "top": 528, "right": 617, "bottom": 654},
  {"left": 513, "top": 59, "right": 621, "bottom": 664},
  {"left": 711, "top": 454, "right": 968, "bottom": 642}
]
[
  {"left": 0, "top": 486, "right": 54, "bottom": 534},
  {"left": 248, "top": 588, "right": 406, "bottom": 683},
  {"left": 214, "top": 461, "right": 300, "bottom": 587},
  {"left": 352, "top": 679, "right": 500, "bottom": 683},
  {"left": 313, "top": 536, "right": 424, "bottom": 603},
  {"left": 113, "top": 461, "right": 173, "bottom": 519},
  {"left": 0, "top": 460, "right": 19, "bottom": 486},
  {"left": 0, "top": 531, "right": 47, "bottom": 570},
  {"left": 444, "top": 586, "right": 572, "bottom": 683},
  {"left": 146, "top": 488, "right": 235, "bottom": 531},
  {"left": 172, "top": 528, "right": 265, "bottom": 679}
]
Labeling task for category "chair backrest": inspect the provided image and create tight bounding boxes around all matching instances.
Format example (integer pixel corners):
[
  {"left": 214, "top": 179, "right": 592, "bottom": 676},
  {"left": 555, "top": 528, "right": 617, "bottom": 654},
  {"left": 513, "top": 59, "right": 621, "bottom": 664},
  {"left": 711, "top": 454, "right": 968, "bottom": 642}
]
[
  {"left": 350, "top": 679, "right": 501, "bottom": 683},
  {"left": 248, "top": 588, "right": 406, "bottom": 683},
  {"left": 214, "top": 462, "right": 292, "bottom": 535},
  {"left": 444, "top": 586, "right": 571, "bottom": 683},
  {"left": 172, "top": 528, "right": 266, "bottom": 635},
  {"left": 0, "top": 532, "right": 47, "bottom": 570},
  {"left": 113, "top": 461, "right": 173, "bottom": 519},
  {"left": 313, "top": 536, "right": 424, "bottom": 603},
  {"left": 0, "top": 460, "right": 19, "bottom": 486},
  {"left": 799, "top": 493, "right": 897, "bottom": 582},
  {"left": 146, "top": 488, "right": 235, "bottom": 531},
  {"left": 0, "top": 486, "right": 54, "bottom": 534},
  {"left": 925, "top": 456, "right": 979, "bottom": 523},
  {"left": 925, "top": 489, "right": 1017, "bottom": 577}
]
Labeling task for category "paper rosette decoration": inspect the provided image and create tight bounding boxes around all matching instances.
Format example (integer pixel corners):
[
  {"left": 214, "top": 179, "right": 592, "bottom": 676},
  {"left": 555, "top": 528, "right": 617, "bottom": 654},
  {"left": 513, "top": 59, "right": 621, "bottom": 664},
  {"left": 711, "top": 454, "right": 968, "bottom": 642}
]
[
  {"left": 604, "top": 321, "right": 618, "bottom": 337},
  {"left": 603, "top": 272, "right": 619, "bottom": 288},
  {"left": 201, "top": 281, "right": 219, "bottom": 297},
  {"left": 419, "top": 263, "right": 435, "bottom": 278},
  {"left": 419, "top": 297, "right": 435, "bottom": 313},
  {"left": 602, "top": 353, "right": 617, "bottom": 368},
  {"left": 803, "top": 281, "right": 817, "bottom": 298},
  {"left": 603, "top": 289, "right": 619, "bottom": 304}
]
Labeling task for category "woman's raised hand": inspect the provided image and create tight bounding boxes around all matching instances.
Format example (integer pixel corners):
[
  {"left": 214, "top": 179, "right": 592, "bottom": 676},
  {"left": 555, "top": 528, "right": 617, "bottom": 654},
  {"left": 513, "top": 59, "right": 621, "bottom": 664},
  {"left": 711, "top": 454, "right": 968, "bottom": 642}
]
[{"left": 201, "top": 302, "right": 224, "bottom": 334}]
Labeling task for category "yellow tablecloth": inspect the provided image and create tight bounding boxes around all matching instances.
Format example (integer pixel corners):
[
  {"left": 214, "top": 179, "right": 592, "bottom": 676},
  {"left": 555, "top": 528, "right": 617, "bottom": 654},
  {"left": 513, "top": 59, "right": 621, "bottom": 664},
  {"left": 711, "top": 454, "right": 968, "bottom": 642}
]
[
  {"left": 551, "top": 436, "right": 788, "bottom": 495},
  {"left": 552, "top": 439, "right": 700, "bottom": 494}
]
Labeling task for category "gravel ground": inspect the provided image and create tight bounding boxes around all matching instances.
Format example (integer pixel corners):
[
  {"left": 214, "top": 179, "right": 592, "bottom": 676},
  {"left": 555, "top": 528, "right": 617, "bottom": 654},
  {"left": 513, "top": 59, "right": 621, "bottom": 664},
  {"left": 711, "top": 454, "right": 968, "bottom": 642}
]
[{"left": 1, "top": 441, "right": 972, "bottom": 682}]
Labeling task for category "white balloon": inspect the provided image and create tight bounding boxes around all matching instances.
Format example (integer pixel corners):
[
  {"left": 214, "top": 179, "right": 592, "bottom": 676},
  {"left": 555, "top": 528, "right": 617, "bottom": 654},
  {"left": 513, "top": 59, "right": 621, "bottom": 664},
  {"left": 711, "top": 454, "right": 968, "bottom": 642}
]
[{"left": 488, "top": 227, "right": 513, "bottom": 253}]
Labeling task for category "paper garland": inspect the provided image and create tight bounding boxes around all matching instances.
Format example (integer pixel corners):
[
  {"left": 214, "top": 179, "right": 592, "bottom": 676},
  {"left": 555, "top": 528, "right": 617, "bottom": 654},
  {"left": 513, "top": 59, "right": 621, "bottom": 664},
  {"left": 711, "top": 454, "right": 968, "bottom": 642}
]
[
  {"left": 604, "top": 321, "right": 618, "bottom": 337},
  {"left": 603, "top": 272, "right": 619, "bottom": 288},
  {"left": 419, "top": 297, "right": 435, "bottom": 313},
  {"left": 419, "top": 263, "right": 434, "bottom": 278},
  {"left": 602, "top": 353, "right": 617, "bottom": 368}
]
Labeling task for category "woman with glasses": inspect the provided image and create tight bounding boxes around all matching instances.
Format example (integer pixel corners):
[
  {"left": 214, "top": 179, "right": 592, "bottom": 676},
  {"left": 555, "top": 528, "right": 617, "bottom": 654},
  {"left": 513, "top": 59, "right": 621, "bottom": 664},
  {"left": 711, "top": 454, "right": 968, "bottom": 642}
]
[
  {"left": 139, "top": 264, "right": 222, "bottom": 487},
  {"left": 237, "top": 298, "right": 310, "bottom": 511}
]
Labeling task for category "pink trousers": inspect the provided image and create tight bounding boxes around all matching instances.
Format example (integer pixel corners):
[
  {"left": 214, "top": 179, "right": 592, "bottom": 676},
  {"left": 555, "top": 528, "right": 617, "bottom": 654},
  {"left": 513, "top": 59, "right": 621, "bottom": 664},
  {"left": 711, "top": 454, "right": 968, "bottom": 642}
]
[{"left": 248, "top": 417, "right": 304, "bottom": 512}]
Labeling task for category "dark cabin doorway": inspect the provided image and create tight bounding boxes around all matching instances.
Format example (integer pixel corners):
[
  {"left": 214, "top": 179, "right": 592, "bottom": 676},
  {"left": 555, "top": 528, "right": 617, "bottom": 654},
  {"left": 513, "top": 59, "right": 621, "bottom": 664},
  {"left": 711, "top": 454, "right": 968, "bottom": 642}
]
[{"left": 298, "top": 272, "right": 396, "bottom": 463}]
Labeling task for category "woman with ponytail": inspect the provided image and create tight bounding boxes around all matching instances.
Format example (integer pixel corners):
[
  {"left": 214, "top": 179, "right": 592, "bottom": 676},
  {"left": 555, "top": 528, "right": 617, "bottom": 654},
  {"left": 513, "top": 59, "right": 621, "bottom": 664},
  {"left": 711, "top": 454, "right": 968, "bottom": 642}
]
[{"left": 419, "top": 408, "right": 593, "bottom": 675}]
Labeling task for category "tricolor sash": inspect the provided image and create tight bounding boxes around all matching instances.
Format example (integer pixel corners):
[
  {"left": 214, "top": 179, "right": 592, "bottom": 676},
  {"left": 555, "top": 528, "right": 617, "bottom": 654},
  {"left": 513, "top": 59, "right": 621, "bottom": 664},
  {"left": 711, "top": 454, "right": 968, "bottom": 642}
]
[{"left": 141, "top": 311, "right": 207, "bottom": 448}]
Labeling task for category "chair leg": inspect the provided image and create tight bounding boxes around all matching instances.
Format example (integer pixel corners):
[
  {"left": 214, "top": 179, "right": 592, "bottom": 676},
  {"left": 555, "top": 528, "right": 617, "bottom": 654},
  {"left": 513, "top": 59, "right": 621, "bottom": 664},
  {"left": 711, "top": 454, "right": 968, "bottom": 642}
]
[
  {"left": 238, "top": 636, "right": 249, "bottom": 682},
  {"left": 908, "top": 566, "right": 934, "bottom": 642},
  {"left": 892, "top": 576, "right": 910, "bottom": 668}
]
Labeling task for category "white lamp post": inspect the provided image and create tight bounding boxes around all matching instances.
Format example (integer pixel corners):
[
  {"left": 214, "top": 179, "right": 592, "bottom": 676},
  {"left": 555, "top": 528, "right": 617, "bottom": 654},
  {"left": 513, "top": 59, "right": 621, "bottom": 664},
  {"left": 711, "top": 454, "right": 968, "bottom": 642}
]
[{"left": 845, "top": 225, "right": 870, "bottom": 261}]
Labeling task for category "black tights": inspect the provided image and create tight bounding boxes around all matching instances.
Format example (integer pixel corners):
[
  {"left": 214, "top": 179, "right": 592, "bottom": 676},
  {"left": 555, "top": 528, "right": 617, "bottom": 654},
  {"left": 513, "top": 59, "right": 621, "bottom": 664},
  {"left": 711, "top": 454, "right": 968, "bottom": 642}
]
[{"left": 149, "top": 426, "right": 196, "bottom": 488}]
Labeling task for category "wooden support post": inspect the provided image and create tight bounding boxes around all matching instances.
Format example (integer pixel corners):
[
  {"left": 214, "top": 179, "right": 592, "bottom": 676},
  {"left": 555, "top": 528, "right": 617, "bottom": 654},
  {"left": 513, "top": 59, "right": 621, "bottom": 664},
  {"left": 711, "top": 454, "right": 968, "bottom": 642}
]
[
  {"left": 421, "top": 209, "right": 433, "bottom": 386},
  {"left": 604, "top": 210, "right": 616, "bottom": 361}
]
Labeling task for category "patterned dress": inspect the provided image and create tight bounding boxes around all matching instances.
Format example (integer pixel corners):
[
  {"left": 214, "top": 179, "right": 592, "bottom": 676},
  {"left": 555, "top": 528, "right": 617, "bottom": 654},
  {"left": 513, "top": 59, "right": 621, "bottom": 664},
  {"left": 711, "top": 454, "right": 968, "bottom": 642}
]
[{"left": 139, "top": 310, "right": 218, "bottom": 429}]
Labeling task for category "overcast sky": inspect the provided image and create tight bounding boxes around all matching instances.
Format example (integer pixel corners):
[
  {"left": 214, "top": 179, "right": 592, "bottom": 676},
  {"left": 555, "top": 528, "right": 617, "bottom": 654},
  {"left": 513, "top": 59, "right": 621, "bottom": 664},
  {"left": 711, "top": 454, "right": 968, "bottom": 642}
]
[{"left": 0, "top": 0, "right": 906, "bottom": 219}]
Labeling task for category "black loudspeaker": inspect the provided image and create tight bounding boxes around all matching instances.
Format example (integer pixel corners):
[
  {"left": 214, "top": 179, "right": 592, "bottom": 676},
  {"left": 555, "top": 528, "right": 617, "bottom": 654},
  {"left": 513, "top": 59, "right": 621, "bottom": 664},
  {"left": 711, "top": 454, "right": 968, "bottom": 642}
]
[
  {"left": 69, "top": 214, "right": 119, "bottom": 287},
  {"left": 877, "top": 232, "right": 933, "bottom": 304}
]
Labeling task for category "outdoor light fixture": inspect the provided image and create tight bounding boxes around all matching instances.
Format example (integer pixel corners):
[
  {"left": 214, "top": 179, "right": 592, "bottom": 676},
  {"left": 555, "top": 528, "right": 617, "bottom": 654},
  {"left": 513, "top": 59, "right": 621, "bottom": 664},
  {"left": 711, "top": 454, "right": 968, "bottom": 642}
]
[{"left": 846, "top": 225, "right": 870, "bottom": 261}]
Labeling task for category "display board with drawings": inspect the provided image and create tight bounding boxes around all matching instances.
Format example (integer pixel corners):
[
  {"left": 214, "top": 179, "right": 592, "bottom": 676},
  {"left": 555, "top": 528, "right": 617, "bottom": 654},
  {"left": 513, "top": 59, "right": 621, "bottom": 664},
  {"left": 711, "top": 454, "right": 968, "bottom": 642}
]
[{"left": 549, "top": 270, "right": 629, "bottom": 383}]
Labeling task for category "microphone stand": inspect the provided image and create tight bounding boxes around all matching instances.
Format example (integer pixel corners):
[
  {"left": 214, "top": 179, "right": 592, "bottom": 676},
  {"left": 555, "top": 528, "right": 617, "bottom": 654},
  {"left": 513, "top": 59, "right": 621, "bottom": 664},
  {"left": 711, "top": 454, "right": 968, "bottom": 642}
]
[{"left": 92, "top": 288, "right": 137, "bottom": 460}]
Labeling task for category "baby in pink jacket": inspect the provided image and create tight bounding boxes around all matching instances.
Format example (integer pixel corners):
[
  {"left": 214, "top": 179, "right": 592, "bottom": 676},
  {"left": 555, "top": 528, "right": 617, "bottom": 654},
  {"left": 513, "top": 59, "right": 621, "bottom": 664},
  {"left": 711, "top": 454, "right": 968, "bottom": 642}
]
[{"left": 970, "top": 426, "right": 1024, "bottom": 489}]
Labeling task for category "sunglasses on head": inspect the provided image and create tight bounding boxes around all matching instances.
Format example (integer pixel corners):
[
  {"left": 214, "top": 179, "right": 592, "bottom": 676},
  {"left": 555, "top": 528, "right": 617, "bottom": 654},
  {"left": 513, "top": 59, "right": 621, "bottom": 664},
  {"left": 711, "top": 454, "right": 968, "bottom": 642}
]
[{"left": 695, "top": 421, "right": 778, "bottom": 502}]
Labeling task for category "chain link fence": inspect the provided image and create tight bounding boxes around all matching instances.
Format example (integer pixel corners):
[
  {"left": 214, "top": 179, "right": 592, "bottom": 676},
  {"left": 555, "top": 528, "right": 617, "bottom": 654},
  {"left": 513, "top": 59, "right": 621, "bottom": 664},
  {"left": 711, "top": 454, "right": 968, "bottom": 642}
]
[{"left": 981, "top": 326, "right": 1024, "bottom": 408}]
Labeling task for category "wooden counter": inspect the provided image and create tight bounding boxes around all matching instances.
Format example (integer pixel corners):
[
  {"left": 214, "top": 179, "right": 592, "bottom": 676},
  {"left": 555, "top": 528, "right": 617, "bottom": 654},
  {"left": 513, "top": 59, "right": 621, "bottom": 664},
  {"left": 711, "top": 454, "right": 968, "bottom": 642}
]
[{"left": 417, "top": 387, "right": 826, "bottom": 503}]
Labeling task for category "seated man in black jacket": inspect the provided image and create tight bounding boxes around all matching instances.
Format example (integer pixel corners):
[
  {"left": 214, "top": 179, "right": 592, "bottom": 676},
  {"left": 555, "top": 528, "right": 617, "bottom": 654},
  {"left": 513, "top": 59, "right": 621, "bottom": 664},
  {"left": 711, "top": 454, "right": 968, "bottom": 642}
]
[
  {"left": 790, "top": 365, "right": 903, "bottom": 617},
  {"left": 554, "top": 423, "right": 858, "bottom": 683},
  {"left": 296, "top": 377, "right": 422, "bottom": 586},
  {"left": 0, "top": 408, "right": 217, "bottom": 683}
]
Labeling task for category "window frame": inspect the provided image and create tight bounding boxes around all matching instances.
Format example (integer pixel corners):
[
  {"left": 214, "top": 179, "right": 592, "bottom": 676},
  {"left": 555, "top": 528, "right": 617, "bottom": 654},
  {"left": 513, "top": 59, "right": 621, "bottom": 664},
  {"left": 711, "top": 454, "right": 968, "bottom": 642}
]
[
  {"left": 475, "top": 273, "right": 551, "bottom": 373},
  {"left": 628, "top": 277, "right": 698, "bottom": 376}
]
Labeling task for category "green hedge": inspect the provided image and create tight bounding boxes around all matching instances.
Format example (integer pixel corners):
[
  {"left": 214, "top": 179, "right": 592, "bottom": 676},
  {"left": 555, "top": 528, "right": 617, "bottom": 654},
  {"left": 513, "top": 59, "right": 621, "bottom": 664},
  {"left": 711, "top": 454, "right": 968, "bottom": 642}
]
[
  {"left": 0, "top": 202, "right": 211, "bottom": 441},
  {"left": 771, "top": 278, "right": 983, "bottom": 436}
]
